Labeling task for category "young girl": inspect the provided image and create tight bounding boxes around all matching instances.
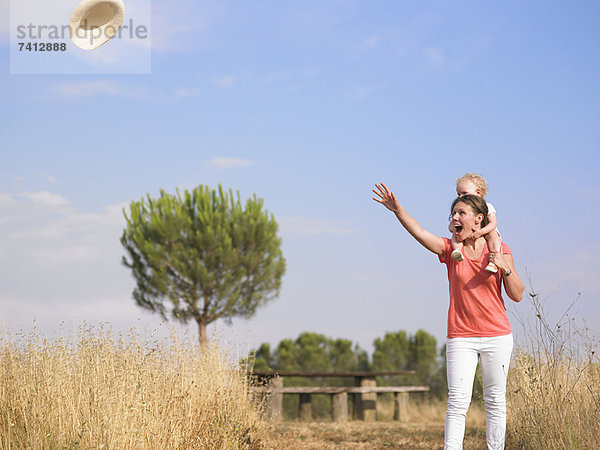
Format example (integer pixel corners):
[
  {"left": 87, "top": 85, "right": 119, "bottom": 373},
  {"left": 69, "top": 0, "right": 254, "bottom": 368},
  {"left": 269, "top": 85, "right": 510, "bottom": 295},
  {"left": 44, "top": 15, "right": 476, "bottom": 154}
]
[{"left": 449, "top": 172, "right": 501, "bottom": 273}]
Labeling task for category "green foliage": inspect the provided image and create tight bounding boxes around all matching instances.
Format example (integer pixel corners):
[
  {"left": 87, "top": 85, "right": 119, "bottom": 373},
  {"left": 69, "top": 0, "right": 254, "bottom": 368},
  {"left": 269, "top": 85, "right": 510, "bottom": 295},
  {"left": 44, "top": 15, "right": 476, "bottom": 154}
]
[
  {"left": 252, "top": 332, "right": 368, "bottom": 419},
  {"left": 330, "top": 338, "right": 369, "bottom": 372},
  {"left": 371, "top": 329, "right": 440, "bottom": 389},
  {"left": 429, "top": 343, "right": 449, "bottom": 398},
  {"left": 372, "top": 330, "right": 410, "bottom": 372},
  {"left": 408, "top": 329, "right": 439, "bottom": 385},
  {"left": 252, "top": 343, "right": 274, "bottom": 372},
  {"left": 254, "top": 332, "right": 369, "bottom": 373},
  {"left": 121, "top": 184, "right": 286, "bottom": 344}
]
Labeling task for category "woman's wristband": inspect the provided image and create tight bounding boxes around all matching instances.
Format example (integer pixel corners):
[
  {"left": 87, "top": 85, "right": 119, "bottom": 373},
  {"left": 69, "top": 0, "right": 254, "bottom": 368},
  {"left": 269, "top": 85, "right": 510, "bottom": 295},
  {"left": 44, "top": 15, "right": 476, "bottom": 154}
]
[{"left": 502, "top": 269, "right": 512, "bottom": 277}]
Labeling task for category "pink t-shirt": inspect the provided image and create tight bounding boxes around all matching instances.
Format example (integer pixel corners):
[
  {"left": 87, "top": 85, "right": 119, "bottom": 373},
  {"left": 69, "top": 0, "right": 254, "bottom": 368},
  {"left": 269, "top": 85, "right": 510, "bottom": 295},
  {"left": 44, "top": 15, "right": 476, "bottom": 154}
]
[{"left": 438, "top": 238, "right": 512, "bottom": 338}]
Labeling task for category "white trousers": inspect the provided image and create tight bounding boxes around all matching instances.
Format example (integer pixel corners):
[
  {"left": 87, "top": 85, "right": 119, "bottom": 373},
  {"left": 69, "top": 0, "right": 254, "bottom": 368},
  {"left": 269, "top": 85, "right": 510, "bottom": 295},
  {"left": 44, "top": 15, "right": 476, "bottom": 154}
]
[{"left": 444, "top": 334, "right": 513, "bottom": 450}]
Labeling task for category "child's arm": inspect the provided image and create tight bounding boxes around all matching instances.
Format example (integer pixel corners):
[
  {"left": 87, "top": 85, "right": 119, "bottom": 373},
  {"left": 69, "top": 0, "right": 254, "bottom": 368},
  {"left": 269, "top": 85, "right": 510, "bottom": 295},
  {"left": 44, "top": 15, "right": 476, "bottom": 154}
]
[{"left": 472, "top": 211, "right": 497, "bottom": 239}]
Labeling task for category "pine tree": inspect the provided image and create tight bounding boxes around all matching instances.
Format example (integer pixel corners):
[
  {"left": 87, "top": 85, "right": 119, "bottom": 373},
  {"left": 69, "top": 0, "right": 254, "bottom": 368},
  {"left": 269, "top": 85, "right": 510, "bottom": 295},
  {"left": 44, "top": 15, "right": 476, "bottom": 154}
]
[{"left": 121, "top": 184, "right": 286, "bottom": 346}]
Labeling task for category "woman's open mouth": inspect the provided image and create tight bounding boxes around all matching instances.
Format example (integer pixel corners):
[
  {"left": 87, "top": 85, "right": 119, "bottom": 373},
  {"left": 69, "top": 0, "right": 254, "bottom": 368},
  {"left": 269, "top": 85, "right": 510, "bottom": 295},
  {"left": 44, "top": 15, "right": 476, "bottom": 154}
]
[{"left": 454, "top": 224, "right": 463, "bottom": 234}]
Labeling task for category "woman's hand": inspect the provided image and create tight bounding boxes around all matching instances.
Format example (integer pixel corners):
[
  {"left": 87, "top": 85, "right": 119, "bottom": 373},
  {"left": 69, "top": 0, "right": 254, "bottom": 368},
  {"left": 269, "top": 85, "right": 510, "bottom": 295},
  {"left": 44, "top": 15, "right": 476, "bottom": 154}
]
[
  {"left": 373, "top": 183, "right": 400, "bottom": 212},
  {"left": 490, "top": 252, "right": 524, "bottom": 302},
  {"left": 372, "top": 182, "right": 445, "bottom": 255},
  {"left": 488, "top": 252, "right": 510, "bottom": 274}
]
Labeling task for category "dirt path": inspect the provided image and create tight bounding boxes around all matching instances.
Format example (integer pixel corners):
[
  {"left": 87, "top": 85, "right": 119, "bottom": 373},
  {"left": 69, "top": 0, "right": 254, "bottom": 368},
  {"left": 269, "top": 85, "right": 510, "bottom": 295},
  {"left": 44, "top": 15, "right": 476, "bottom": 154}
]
[{"left": 263, "top": 421, "right": 486, "bottom": 449}]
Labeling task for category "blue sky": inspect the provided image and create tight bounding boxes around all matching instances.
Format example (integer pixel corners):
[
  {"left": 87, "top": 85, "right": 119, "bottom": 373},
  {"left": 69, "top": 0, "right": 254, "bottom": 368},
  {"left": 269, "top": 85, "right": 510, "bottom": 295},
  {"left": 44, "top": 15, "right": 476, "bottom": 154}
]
[{"left": 1, "top": 0, "right": 599, "bottom": 355}]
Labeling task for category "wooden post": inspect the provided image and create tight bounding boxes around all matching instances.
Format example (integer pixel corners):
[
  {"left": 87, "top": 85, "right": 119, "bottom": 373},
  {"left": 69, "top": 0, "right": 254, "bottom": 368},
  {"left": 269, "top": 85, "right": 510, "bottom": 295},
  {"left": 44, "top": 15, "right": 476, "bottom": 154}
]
[
  {"left": 332, "top": 392, "right": 348, "bottom": 422},
  {"left": 360, "top": 376, "right": 377, "bottom": 422},
  {"left": 353, "top": 377, "right": 361, "bottom": 420},
  {"left": 299, "top": 394, "right": 312, "bottom": 421},
  {"left": 270, "top": 377, "right": 283, "bottom": 421},
  {"left": 394, "top": 392, "right": 409, "bottom": 422}
]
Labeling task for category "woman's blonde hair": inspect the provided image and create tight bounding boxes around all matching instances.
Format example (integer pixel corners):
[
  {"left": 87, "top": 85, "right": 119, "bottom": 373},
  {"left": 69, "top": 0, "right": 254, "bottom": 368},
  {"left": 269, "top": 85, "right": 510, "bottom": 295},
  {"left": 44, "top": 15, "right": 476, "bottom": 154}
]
[{"left": 456, "top": 172, "right": 489, "bottom": 198}]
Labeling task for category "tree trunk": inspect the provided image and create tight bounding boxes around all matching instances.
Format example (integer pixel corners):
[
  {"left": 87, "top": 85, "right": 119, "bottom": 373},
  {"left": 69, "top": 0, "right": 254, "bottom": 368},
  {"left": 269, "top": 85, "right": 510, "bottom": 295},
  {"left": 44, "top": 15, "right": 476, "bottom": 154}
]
[{"left": 198, "top": 320, "right": 208, "bottom": 347}]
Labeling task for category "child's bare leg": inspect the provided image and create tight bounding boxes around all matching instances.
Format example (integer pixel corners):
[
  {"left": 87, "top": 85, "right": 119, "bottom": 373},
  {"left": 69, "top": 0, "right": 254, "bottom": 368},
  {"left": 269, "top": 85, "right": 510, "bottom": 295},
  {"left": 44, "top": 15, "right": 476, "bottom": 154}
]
[
  {"left": 485, "top": 231, "right": 501, "bottom": 272},
  {"left": 450, "top": 235, "right": 464, "bottom": 262}
]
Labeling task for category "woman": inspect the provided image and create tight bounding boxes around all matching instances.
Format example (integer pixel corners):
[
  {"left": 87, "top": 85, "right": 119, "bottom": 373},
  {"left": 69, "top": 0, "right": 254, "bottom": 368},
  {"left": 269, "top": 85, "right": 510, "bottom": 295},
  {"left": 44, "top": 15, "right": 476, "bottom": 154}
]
[{"left": 373, "top": 183, "right": 524, "bottom": 450}]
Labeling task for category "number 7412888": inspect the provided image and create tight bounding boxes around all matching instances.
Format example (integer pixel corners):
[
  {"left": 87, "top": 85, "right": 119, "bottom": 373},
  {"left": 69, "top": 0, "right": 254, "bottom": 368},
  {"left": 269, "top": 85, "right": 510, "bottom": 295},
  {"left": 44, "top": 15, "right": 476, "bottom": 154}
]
[{"left": 18, "top": 42, "right": 67, "bottom": 51}]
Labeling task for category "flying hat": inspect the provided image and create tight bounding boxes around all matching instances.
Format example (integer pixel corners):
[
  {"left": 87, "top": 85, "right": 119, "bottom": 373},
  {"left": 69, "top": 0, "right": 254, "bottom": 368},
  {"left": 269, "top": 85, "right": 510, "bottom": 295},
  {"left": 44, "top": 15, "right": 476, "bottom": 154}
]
[{"left": 69, "top": 0, "right": 125, "bottom": 50}]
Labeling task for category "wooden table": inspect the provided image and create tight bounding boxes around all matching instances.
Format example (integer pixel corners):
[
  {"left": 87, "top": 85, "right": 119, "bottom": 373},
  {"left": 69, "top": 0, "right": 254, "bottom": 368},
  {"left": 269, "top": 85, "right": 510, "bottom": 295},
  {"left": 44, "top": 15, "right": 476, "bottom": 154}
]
[{"left": 252, "top": 371, "right": 429, "bottom": 422}]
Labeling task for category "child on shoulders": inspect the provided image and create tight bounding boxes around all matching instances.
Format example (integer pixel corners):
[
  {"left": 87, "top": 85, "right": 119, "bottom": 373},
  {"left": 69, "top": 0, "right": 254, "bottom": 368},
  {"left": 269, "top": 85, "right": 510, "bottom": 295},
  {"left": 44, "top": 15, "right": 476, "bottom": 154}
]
[{"left": 449, "top": 172, "right": 501, "bottom": 273}]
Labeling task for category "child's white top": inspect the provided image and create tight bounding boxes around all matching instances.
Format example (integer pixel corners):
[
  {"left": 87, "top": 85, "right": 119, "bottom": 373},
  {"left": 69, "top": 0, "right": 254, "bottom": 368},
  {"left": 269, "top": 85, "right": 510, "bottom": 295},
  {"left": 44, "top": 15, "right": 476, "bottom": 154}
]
[{"left": 486, "top": 201, "right": 501, "bottom": 239}]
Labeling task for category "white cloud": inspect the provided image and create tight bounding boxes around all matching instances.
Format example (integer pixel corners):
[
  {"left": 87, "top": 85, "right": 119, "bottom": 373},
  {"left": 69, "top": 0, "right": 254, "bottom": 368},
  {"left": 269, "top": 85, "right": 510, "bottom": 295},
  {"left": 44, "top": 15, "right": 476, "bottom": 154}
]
[
  {"left": 151, "top": 0, "right": 226, "bottom": 52},
  {"left": 512, "top": 249, "right": 600, "bottom": 342},
  {"left": 349, "top": 274, "right": 377, "bottom": 281},
  {"left": 52, "top": 80, "right": 147, "bottom": 98},
  {"left": 212, "top": 76, "right": 235, "bottom": 87},
  {"left": 358, "top": 35, "right": 379, "bottom": 50},
  {"left": 41, "top": 173, "right": 56, "bottom": 183},
  {"left": 251, "top": 66, "right": 321, "bottom": 84},
  {"left": 207, "top": 157, "right": 252, "bottom": 168},
  {"left": 278, "top": 217, "right": 360, "bottom": 235},
  {"left": 346, "top": 84, "right": 380, "bottom": 101},
  {"left": 0, "top": 193, "right": 12, "bottom": 205},
  {"left": 53, "top": 80, "right": 120, "bottom": 97},
  {"left": 0, "top": 296, "right": 185, "bottom": 341},
  {"left": 550, "top": 251, "right": 599, "bottom": 294},
  {"left": 174, "top": 87, "right": 202, "bottom": 98},
  {"left": 423, "top": 47, "right": 446, "bottom": 69},
  {"left": 0, "top": 0, "right": 8, "bottom": 44},
  {"left": 0, "top": 190, "right": 250, "bottom": 346},
  {"left": 20, "top": 190, "right": 68, "bottom": 207},
  {"left": 0, "top": 193, "right": 130, "bottom": 309}
]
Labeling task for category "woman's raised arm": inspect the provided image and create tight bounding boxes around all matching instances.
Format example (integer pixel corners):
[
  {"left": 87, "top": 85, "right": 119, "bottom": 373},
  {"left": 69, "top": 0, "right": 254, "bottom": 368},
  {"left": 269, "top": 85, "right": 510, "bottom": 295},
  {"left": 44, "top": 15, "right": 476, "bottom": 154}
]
[{"left": 373, "top": 183, "right": 445, "bottom": 256}]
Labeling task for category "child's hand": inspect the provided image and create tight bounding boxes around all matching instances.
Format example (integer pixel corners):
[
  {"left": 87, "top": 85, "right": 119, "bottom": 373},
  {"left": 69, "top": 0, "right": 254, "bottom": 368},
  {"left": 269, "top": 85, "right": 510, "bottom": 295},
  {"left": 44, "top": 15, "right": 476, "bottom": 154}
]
[{"left": 471, "top": 230, "right": 484, "bottom": 240}]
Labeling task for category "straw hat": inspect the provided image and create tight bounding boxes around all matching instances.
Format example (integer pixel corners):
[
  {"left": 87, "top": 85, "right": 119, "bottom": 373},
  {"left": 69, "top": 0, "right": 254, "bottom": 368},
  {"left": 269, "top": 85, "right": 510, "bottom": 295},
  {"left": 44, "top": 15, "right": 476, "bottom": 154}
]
[{"left": 69, "top": 0, "right": 125, "bottom": 50}]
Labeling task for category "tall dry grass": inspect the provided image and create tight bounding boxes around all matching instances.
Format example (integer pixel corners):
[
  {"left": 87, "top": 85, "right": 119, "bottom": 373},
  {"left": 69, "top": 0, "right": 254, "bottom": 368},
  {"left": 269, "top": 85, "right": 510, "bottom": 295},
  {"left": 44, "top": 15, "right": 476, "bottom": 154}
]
[
  {"left": 507, "top": 287, "right": 600, "bottom": 449},
  {"left": 0, "top": 324, "right": 270, "bottom": 449}
]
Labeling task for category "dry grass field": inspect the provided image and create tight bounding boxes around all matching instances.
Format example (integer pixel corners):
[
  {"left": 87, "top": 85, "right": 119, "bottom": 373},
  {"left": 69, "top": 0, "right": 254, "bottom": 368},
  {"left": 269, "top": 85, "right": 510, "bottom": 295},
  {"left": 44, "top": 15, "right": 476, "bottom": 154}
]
[
  {"left": 265, "top": 421, "right": 481, "bottom": 449},
  {"left": 1, "top": 299, "right": 598, "bottom": 449},
  {"left": 0, "top": 324, "right": 484, "bottom": 449},
  {"left": 0, "top": 325, "right": 269, "bottom": 449},
  {"left": 262, "top": 400, "right": 486, "bottom": 449}
]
